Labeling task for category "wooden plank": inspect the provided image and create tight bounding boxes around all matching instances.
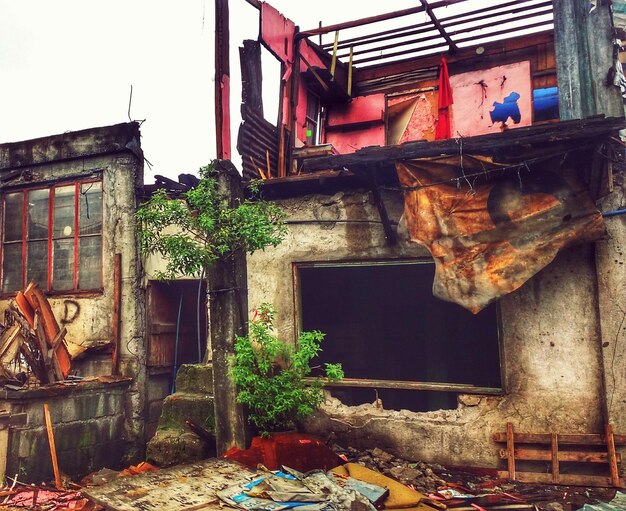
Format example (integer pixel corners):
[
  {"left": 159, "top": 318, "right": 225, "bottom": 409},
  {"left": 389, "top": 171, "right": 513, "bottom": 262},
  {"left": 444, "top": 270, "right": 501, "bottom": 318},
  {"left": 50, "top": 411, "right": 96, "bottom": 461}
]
[
  {"left": 43, "top": 404, "right": 63, "bottom": 490},
  {"left": 298, "top": 1, "right": 466, "bottom": 38},
  {"left": 301, "top": 116, "right": 626, "bottom": 173},
  {"left": 15, "top": 292, "right": 35, "bottom": 327},
  {"left": 112, "top": 253, "right": 122, "bottom": 376},
  {"left": 497, "top": 470, "right": 625, "bottom": 488},
  {"left": 506, "top": 423, "right": 516, "bottom": 481},
  {"left": 494, "top": 431, "right": 626, "bottom": 446},
  {"left": 84, "top": 459, "right": 254, "bottom": 511},
  {"left": 550, "top": 433, "right": 559, "bottom": 483},
  {"left": 607, "top": 424, "right": 620, "bottom": 487},
  {"left": 34, "top": 313, "right": 57, "bottom": 383},
  {"left": 23, "top": 282, "right": 71, "bottom": 378},
  {"left": 498, "top": 448, "right": 622, "bottom": 463},
  {"left": 0, "top": 324, "right": 22, "bottom": 364},
  {"left": 313, "top": 377, "right": 503, "bottom": 395}
]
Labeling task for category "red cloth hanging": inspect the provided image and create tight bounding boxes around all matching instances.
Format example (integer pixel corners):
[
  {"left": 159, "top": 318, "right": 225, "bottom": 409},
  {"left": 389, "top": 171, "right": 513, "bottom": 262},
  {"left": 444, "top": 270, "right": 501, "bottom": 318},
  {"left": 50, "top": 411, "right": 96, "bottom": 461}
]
[{"left": 435, "top": 57, "right": 453, "bottom": 139}]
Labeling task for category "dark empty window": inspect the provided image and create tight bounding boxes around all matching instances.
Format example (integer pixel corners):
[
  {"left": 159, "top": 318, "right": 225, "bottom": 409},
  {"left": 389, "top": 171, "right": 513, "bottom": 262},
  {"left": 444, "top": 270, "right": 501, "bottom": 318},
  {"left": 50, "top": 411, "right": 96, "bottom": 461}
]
[
  {"left": 297, "top": 261, "right": 502, "bottom": 412},
  {"left": 2, "top": 180, "right": 103, "bottom": 294}
]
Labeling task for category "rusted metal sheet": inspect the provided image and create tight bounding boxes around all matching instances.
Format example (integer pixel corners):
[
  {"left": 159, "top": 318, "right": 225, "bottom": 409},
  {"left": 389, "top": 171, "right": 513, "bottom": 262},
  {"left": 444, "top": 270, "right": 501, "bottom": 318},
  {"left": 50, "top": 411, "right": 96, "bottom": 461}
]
[
  {"left": 84, "top": 459, "right": 254, "bottom": 511},
  {"left": 396, "top": 154, "right": 605, "bottom": 313}
]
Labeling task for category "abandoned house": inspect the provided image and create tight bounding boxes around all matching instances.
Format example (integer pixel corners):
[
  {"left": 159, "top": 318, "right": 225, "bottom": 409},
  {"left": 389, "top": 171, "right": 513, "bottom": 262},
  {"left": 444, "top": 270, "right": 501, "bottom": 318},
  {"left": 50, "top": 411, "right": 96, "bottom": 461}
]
[
  {"left": 0, "top": 0, "right": 626, "bottom": 491},
  {"left": 234, "top": 0, "right": 626, "bottom": 484}
]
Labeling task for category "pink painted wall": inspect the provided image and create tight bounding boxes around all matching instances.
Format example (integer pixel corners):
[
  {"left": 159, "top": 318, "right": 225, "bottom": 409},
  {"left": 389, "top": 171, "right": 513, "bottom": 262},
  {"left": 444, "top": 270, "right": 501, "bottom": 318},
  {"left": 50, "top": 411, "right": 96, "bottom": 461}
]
[
  {"left": 324, "top": 94, "right": 385, "bottom": 153},
  {"left": 449, "top": 61, "right": 532, "bottom": 137},
  {"left": 260, "top": 2, "right": 295, "bottom": 64},
  {"left": 326, "top": 124, "right": 386, "bottom": 154},
  {"left": 291, "top": 40, "right": 329, "bottom": 142},
  {"left": 327, "top": 94, "right": 385, "bottom": 127},
  {"left": 387, "top": 91, "right": 438, "bottom": 144}
]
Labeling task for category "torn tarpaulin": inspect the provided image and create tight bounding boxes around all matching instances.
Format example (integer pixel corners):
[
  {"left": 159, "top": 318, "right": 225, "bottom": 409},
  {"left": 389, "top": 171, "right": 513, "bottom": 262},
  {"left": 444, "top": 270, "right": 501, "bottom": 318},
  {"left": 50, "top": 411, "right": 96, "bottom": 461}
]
[{"left": 396, "top": 154, "right": 605, "bottom": 313}]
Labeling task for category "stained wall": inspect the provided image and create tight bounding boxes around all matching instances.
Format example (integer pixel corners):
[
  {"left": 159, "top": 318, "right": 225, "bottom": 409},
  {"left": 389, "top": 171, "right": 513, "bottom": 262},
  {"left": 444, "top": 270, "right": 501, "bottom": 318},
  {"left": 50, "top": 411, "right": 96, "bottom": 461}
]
[{"left": 247, "top": 186, "right": 616, "bottom": 468}]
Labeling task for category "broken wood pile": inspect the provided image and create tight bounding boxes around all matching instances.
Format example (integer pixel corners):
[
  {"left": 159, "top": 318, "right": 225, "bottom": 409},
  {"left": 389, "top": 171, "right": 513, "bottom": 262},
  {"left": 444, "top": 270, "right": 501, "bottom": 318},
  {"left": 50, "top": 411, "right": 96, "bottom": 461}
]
[{"left": 0, "top": 282, "right": 71, "bottom": 386}]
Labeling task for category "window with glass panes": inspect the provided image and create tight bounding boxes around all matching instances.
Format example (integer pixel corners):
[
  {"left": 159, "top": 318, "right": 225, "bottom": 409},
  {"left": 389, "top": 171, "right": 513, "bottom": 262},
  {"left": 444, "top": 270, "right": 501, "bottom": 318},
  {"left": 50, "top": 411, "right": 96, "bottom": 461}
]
[{"left": 1, "top": 180, "right": 103, "bottom": 294}]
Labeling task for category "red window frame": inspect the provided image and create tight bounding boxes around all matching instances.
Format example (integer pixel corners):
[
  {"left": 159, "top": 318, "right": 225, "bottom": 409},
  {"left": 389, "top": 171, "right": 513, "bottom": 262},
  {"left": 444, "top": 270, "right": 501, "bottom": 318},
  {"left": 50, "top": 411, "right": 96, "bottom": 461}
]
[{"left": 1, "top": 178, "right": 104, "bottom": 295}]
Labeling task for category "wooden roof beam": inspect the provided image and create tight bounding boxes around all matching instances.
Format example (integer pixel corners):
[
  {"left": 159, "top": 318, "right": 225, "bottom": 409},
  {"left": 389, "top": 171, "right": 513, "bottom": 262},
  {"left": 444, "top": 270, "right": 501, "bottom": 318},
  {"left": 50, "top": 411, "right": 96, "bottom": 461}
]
[
  {"left": 419, "top": 0, "right": 458, "bottom": 52},
  {"left": 297, "top": 0, "right": 467, "bottom": 39}
]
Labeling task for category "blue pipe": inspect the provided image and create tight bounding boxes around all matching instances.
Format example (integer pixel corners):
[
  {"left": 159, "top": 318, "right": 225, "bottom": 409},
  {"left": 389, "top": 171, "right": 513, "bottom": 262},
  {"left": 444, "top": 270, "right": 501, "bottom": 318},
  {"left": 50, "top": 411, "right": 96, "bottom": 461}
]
[
  {"left": 603, "top": 208, "right": 626, "bottom": 218},
  {"left": 171, "top": 294, "right": 184, "bottom": 394}
]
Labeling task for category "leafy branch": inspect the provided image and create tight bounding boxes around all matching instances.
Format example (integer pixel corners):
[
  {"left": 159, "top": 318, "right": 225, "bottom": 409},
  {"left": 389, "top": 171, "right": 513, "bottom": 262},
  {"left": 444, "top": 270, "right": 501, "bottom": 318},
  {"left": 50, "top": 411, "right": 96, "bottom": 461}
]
[{"left": 136, "top": 162, "right": 287, "bottom": 279}]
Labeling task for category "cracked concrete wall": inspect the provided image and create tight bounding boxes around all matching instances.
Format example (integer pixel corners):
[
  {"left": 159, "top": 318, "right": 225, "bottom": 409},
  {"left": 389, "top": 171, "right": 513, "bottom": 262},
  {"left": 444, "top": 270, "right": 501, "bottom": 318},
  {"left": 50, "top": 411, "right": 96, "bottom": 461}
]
[
  {"left": 596, "top": 171, "right": 626, "bottom": 432},
  {"left": 0, "top": 124, "right": 147, "bottom": 463},
  {"left": 247, "top": 187, "right": 613, "bottom": 469}
]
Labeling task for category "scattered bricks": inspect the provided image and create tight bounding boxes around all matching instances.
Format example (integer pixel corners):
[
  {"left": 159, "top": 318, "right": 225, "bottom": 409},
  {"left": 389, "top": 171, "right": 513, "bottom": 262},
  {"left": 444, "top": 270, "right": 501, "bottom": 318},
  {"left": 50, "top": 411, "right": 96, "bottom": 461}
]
[
  {"left": 333, "top": 445, "right": 448, "bottom": 494},
  {"left": 371, "top": 447, "right": 394, "bottom": 463}
]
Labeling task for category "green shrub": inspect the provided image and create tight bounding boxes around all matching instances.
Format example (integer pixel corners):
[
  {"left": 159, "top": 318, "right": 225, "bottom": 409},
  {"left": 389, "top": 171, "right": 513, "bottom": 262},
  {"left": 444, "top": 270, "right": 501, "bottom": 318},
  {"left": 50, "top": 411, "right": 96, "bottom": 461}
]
[{"left": 231, "top": 304, "right": 343, "bottom": 434}]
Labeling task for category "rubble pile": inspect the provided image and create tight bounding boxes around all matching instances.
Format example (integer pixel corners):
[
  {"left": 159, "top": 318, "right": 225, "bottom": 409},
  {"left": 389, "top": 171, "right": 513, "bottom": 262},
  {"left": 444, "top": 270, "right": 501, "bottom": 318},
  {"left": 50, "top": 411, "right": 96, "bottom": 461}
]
[
  {"left": 0, "top": 282, "right": 71, "bottom": 386},
  {"left": 333, "top": 446, "right": 447, "bottom": 493}
]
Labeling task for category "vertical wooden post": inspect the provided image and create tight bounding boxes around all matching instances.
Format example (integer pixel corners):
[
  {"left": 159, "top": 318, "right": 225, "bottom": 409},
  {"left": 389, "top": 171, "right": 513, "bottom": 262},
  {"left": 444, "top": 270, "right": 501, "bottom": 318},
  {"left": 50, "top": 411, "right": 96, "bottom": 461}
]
[
  {"left": 207, "top": 160, "right": 248, "bottom": 455},
  {"left": 215, "top": 0, "right": 231, "bottom": 159},
  {"left": 550, "top": 432, "right": 559, "bottom": 484},
  {"left": 553, "top": 0, "right": 623, "bottom": 120},
  {"left": 606, "top": 424, "right": 620, "bottom": 487},
  {"left": 43, "top": 404, "right": 62, "bottom": 490},
  {"left": 506, "top": 422, "right": 516, "bottom": 480},
  {"left": 112, "top": 253, "right": 122, "bottom": 376}
]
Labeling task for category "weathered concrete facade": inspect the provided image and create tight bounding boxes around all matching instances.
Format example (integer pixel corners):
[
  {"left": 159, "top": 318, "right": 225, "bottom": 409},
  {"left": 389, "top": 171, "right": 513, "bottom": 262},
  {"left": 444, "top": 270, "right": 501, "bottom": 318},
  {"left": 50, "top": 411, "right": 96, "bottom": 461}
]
[
  {"left": 247, "top": 183, "right": 624, "bottom": 469},
  {"left": 0, "top": 123, "right": 147, "bottom": 478}
]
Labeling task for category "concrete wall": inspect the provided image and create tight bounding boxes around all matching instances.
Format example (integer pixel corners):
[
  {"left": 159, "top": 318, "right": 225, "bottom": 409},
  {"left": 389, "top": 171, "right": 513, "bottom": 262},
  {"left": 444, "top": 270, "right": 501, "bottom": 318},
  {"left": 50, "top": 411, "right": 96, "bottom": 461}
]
[
  {"left": 0, "top": 123, "right": 147, "bottom": 466},
  {"left": 247, "top": 186, "right": 615, "bottom": 468},
  {"left": 2, "top": 380, "right": 131, "bottom": 482}
]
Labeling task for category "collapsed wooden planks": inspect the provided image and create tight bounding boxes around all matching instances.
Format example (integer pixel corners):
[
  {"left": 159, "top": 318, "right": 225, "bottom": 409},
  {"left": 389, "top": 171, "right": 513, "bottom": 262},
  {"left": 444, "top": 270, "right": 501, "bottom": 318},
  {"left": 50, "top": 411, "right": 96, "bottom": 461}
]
[
  {"left": 494, "top": 422, "right": 626, "bottom": 488},
  {"left": 0, "top": 282, "right": 71, "bottom": 385}
]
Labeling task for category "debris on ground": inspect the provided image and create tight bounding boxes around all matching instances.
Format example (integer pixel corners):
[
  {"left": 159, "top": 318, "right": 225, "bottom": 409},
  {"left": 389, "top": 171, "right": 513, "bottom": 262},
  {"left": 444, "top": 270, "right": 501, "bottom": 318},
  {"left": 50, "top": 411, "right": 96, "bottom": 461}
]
[
  {"left": 0, "top": 484, "right": 99, "bottom": 511},
  {"left": 2, "top": 439, "right": 623, "bottom": 511},
  {"left": 331, "top": 444, "right": 622, "bottom": 511},
  {"left": 0, "top": 281, "right": 72, "bottom": 386},
  {"left": 333, "top": 445, "right": 447, "bottom": 493}
]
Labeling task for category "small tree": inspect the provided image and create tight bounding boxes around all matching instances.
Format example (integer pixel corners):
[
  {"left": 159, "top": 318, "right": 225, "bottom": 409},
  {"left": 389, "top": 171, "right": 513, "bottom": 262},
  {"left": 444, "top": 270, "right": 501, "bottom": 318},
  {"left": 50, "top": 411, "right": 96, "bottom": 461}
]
[
  {"left": 136, "top": 162, "right": 286, "bottom": 280},
  {"left": 231, "top": 304, "right": 344, "bottom": 434}
]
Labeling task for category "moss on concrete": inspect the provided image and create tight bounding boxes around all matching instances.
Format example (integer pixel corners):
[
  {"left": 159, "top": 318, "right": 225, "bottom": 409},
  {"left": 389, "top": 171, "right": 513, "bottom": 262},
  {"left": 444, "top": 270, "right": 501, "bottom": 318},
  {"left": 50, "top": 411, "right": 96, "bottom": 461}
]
[
  {"left": 146, "top": 365, "right": 216, "bottom": 467},
  {"left": 175, "top": 364, "right": 214, "bottom": 394}
]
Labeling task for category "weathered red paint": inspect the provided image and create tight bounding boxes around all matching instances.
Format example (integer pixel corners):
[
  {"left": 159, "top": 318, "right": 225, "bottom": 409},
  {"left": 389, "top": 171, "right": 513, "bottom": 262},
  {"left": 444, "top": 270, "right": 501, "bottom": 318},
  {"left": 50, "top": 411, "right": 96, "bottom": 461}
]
[
  {"left": 388, "top": 92, "right": 438, "bottom": 144},
  {"left": 327, "top": 94, "right": 385, "bottom": 127},
  {"left": 221, "top": 74, "right": 231, "bottom": 160},
  {"left": 288, "top": 40, "right": 328, "bottom": 141},
  {"left": 261, "top": 2, "right": 295, "bottom": 64},
  {"left": 326, "top": 124, "right": 386, "bottom": 154}
]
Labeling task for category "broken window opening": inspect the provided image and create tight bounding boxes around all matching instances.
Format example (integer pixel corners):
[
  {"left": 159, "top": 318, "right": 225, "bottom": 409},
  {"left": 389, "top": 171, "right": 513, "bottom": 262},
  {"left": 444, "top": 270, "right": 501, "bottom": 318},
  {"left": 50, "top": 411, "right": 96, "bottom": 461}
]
[
  {"left": 296, "top": 259, "right": 503, "bottom": 413},
  {"left": 1, "top": 179, "right": 103, "bottom": 294},
  {"left": 305, "top": 91, "right": 322, "bottom": 145}
]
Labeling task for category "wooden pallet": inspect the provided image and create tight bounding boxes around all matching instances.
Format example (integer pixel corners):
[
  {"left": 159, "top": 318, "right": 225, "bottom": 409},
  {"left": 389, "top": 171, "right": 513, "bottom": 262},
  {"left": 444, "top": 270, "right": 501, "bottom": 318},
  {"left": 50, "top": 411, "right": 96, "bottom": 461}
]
[{"left": 493, "top": 423, "right": 626, "bottom": 487}]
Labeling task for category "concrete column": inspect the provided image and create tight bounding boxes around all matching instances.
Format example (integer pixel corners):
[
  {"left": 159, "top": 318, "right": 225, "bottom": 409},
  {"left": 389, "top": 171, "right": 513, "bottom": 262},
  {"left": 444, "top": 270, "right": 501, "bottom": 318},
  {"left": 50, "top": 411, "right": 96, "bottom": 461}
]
[
  {"left": 207, "top": 160, "right": 248, "bottom": 454},
  {"left": 595, "top": 178, "right": 626, "bottom": 428}
]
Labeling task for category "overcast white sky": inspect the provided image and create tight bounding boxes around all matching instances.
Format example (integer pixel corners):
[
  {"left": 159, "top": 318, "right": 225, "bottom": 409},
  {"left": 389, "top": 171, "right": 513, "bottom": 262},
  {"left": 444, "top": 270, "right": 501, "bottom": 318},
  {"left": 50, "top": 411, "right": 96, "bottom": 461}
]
[{"left": 0, "top": 0, "right": 419, "bottom": 183}]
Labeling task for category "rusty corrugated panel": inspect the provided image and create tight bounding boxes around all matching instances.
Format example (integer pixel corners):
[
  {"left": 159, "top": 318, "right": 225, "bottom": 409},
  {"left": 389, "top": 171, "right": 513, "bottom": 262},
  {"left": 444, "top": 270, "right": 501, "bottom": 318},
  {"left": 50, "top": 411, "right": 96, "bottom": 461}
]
[
  {"left": 396, "top": 154, "right": 605, "bottom": 313},
  {"left": 238, "top": 106, "right": 280, "bottom": 181}
]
